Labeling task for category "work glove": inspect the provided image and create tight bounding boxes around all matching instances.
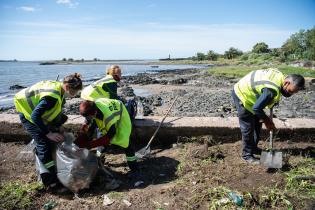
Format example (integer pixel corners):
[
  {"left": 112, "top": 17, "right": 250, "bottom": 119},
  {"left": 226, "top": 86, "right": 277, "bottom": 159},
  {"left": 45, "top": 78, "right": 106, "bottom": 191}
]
[
  {"left": 74, "top": 133, "right": 90, "bottom": 148},
  {"left": 89, "top": 135, "right": 111, "bottom": 149}
]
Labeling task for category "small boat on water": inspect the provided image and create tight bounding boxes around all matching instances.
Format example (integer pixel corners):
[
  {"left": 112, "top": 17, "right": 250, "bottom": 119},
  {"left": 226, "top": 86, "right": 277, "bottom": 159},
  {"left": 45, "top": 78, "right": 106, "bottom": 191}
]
[{"left": 151, "top": 65, "right": 159, "bottom": 68}]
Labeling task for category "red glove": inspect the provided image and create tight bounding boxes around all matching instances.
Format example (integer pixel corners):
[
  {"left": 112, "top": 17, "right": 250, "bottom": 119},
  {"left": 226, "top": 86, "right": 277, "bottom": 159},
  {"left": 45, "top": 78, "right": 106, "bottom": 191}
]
[
  {"left": 74, "top": 133, "right": 90, "bottom": 148},
  {"left": 89, "top": 135, "right": 111, "bottom": 149}
]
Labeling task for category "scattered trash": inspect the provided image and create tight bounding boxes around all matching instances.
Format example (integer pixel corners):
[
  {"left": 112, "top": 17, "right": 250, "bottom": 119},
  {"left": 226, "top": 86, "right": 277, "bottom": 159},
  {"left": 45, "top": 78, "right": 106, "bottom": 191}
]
[
  {"left": 103, "top": 194, "right": 114, "bottom": 206},
  {"left": 228, "top": 192, "right": 243, "bottom": 207},
  {"left": 216, "top": 198, "right": 230, "bottom": 205},
  {"left": 56, "top": 133, "right": 99, "bottom": 193},
  {"left": 159, "top": 173, "right": 166, "bottom": 177},
  {"left": 163, "top": 202, "right": 169, "bottom": 206},
  {"left": 123, "top": 199, "right": 132, "bottom": 207},
  {"left": 134, "top": 180, "right": 144, "bottom": 187},
  {"left": 17, "top": 139, "right": 35, "bottom": 161},
  {"left": 43, "top": 200, "right": 58, "bottom": 210}
]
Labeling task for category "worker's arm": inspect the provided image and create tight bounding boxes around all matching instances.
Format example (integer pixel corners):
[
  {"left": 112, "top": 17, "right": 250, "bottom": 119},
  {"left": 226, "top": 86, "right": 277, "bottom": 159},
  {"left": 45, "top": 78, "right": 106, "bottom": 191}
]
[
  {"left": 253, "top": 88, "right": 277, "bottom": 130},
  {"left": 89, "top": 125, "right": 116, "bottom": 148},
  {"left": 31, "top": 96, "right": 57, "bottom": 134},
  {"left": 253, "top": 88, "right": 276, "bottom": 119},
  {"left": 102, "top": 82, "right": 118, "bottom": 100}
]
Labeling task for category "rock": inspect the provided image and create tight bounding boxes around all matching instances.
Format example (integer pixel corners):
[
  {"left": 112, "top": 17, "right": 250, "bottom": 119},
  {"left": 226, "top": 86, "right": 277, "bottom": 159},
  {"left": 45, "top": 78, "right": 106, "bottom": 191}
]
[
  {"left": 168, "top": 78, "right": 187, "bottom": 85},
  {"left": 9, "top": 84, "right": 26, "bottom": 90},
  {"left": 103, "top": 194, "right": 114, "bottom": 206},
  {"left": 122, "top": 199, "right": 132, "bottom": 207}
]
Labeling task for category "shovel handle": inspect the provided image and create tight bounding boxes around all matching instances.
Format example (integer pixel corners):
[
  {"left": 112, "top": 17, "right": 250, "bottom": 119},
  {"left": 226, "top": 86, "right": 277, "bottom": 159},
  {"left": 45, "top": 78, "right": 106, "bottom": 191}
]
[
  {"left": 146, "top": 95, "right": 179, "bottom": 147},
  {"left": 269, "top": 108, "right": 273, "bottom": 149}
]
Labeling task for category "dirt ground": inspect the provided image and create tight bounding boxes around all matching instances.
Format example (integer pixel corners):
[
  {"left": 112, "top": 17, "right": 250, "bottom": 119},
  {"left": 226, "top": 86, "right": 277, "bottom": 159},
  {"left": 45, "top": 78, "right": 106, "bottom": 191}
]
[{"left": 1, "top": 136, "right": 314, "bottom": 210}]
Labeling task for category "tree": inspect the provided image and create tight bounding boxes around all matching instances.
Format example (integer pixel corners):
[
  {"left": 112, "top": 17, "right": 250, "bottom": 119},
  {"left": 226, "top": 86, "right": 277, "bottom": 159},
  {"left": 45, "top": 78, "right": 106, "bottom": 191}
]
[
  {"left": 62, "top": 58, "right": 67, "bottom": 61},
  {"left": 281, "top": 30, "right": 306, "bottom": 60},
  {"left": 224, "top": 47, "right": 243, "bottom": 59},
  {"left": 68, "top": 58, "right": 74, "bottom": 62},
  {"left": 252, "top": 42, "right": 270, "bottom": 53},
  {"left": 206, "top": 50, "right": 219, "bottom": 61},
  {"left": 196, "top": 52, "right": 206, "bottom": 61},
  {"left": 93, "top": 58, "right": 99, "bottom": 61},
  {"left": 305, "top": 27, "right": 315, "bottom": 60}
]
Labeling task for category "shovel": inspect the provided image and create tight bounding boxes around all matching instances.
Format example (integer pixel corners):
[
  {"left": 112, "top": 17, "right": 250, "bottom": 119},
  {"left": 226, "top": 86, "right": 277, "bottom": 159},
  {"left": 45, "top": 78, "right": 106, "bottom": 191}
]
[
  {"left": 260, "top": 108, "right": 283, "bottom": 169},
  {"left": 135, "top": 95, "right": 179, "bottom": 159}
]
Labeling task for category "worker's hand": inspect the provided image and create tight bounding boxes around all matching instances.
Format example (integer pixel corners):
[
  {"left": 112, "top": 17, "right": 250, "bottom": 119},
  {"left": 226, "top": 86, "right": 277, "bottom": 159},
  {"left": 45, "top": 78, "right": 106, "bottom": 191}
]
[
  {"left": 46, "top": 132, "right": 64, "bottom": 142},
  {"left": 74, "top": 133, "right": 90, "bottom": 148},
  {"left": 263, "top": 117, "right": 276, "bottom": 131},
  {"left": 79, "top": 123, "right": 89, "bottom": 134}
]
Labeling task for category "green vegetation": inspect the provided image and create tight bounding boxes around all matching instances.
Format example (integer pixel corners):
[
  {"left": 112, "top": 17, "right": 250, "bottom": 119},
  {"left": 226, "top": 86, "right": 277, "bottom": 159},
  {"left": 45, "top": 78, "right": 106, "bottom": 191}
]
[
  {"left": 207, "top": 65, "right": 315, "bottom": 78},
  {"left": 107, "top": 191, "right": 124, "bottom": 200},
  {"left": 0, "top": 181, "right": 43, "bottom": 210},
  {"left": 285, "top": 158, "right": 315, "bottom": 199},
  {"left": 157, "top": 27, "right": 315, "bottom": 67}
]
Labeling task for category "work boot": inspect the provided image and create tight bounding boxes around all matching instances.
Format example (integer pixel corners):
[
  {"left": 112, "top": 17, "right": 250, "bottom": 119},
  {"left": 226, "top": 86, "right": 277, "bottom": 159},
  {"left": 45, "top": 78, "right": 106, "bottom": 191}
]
[
  {"left": 243, "top": 156, "right": 260, "bottom": 165},
  {"left": 47, "top": 181, "right": 71, "bottom": 195},
  {"left": 253, "top": 147, "right": 262, "bottom": 155}
]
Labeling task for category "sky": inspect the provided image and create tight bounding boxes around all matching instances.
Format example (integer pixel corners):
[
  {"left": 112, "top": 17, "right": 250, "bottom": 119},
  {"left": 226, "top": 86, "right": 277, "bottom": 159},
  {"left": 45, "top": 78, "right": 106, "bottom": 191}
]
[{"left": 0, "top": 0, "right": 314, "bottom": 60}]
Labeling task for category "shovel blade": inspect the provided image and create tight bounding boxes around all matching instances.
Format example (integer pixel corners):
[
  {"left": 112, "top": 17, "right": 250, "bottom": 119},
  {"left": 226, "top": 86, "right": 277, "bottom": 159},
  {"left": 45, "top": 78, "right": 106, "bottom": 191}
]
[
  {"left": 260, "top": 151, "right": 283, "bottom": 169},
  {"left": 135, "top": 146, "right": 151, "bottom": 159}
]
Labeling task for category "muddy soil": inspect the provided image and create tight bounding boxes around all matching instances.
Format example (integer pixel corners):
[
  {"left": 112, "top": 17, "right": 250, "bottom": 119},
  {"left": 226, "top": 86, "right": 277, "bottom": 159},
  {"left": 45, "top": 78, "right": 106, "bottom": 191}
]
[{"left": 1, "top": 137, "right": 314, "bottom": 210}]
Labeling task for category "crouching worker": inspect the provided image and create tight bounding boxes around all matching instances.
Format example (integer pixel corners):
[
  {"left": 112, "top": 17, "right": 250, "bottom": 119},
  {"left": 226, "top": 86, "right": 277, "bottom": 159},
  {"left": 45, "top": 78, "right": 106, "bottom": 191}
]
[
  {"left": 14, "top": 73, "right": 83, "bottom": 191},
  {"left": 75, "top": 98, "right": 140, "bottom": 178},
  {"left": 80, "top": 64, "right": 137, "bottom": 120}
]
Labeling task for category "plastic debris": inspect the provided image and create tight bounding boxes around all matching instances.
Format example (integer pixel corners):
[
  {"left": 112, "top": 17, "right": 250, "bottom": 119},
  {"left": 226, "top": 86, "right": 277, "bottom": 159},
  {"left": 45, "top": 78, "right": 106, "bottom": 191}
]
[
  {"left": 123, "top": 199, "right": 132, "bottom": 207},
  {"left": 228, "top": 192, "right": 243, "bottom": 206},
  {"left": 216, "top": 198, "right": 230, "bottom": 205},
  {"left": 103, "top": 194, "right": 114, "bottom": 206},
  {"left": 134, "top": 180, "right": 144, "bottom": 187},
  {"left": 43, "top": 200, "right": 58, "bottom": 210}
]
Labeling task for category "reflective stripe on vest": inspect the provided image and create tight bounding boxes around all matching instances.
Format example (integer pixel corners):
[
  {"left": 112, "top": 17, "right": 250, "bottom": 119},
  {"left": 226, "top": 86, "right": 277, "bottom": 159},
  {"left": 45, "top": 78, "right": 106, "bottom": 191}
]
[
  {"left": 94, "top": 98, "right": 131, "bottom": 148},
  {"left": 104, "top": 102, "right": 123, "bottom": 126},
  {"left": 126, "top": 155, "right": 137, "bottom": 162},
  {"left": 25, "top": 88, "right": 60, "bottom": 110},
  {"left": 250, "top": 70, "right": 281, "bottom": 99},
  {"left": 234, "top": 68, "right": 284, "bottom": 114},
  {"left": 14, "top": 81, "right": 63, "bottom": 124}
]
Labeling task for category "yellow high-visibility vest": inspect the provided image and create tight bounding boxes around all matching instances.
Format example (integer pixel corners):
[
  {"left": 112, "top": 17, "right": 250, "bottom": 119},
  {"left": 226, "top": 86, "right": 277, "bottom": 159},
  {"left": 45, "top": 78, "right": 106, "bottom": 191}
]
[
  {"left": 81, "top": 75, "right": 116, "bottom": 101},
  {"left": 234, "top": 68, "right": 285, "bottom": 114},
  {"left": 94, "top": 98, "right": 131, "bottom": 148},
  {"left": 14, "top": 81, "right": 63, "bottom": 124}
]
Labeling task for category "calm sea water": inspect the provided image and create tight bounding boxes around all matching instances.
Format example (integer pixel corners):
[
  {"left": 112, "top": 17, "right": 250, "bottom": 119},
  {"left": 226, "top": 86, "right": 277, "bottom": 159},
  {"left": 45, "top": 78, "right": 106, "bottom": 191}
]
[{"left": 0, "top": 61, "right": 206, "bottom": 109}]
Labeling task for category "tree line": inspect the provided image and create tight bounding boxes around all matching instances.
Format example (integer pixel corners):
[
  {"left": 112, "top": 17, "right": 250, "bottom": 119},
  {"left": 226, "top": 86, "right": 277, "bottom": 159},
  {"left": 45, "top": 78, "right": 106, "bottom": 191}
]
[{"left": 191, "top": 27, "right": 315, "bottom": 61}]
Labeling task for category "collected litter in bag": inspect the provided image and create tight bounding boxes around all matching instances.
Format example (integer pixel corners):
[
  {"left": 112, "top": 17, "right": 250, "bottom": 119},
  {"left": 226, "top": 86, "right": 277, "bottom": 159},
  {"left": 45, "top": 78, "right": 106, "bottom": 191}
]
[{"left": 56, "top": 132, "right": 99, "bottom": 193}]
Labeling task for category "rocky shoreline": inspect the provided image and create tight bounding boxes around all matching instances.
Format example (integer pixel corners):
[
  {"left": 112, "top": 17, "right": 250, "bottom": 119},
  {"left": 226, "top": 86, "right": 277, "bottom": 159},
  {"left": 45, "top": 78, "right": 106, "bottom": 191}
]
[{"left": 2, "top": 68, "right": 315, "bottom": 119}]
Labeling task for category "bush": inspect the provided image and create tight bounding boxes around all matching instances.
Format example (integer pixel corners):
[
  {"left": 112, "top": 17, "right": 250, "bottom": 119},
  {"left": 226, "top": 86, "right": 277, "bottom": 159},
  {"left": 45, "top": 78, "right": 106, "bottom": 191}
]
[{"left": 252, "top": 42, "right": 270, "bottom": 53}]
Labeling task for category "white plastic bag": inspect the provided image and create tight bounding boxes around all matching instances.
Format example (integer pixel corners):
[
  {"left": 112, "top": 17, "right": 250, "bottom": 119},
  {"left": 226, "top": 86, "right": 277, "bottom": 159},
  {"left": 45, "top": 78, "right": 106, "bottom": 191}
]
[
  {"left": 56, "top": 133, "right": 99, "bottom": 193},
  {"left": 17, "top": 139, "right": 36, "bottom": 161}
]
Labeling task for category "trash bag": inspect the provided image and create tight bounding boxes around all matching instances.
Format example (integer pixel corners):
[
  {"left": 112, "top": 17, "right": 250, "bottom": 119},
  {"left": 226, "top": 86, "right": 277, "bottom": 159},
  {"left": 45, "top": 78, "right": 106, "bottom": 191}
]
[
  {"left": 17, "top": 139, "right": 36, "bottom": 161},
  {"left": 56, "top": 132, "right": 99, "bottom": 193}
]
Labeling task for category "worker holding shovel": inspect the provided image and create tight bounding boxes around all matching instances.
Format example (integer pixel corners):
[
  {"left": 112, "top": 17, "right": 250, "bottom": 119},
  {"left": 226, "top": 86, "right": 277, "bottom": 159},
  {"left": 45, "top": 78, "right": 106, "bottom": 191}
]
[
  {"left": 231, "top": 68, "right": 304, "bottom": 164},
  {"left": 75, "top": 98, "right": 140, "bottom": 179}
]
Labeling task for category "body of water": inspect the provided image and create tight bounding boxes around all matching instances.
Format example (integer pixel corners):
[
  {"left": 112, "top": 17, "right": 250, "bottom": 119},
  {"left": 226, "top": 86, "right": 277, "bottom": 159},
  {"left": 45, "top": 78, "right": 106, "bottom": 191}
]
[{"left": 0, "top": 61, "right": 206, "bottom": 109}]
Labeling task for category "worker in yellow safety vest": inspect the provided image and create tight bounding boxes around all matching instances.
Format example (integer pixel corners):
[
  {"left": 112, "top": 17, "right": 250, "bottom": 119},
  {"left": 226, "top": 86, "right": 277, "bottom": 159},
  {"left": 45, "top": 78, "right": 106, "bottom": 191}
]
[
  {"left": 14, "top": 73, "right": 82, "bottom": 191},
  {"left": 231, "top": 68, "right": 305, "bottom": 164},
  {"left": 81, "top": 65, "right": 121, "bottom": 101},
  {"left": 75, "top": 98, "right": 140, "bottom": 179}
]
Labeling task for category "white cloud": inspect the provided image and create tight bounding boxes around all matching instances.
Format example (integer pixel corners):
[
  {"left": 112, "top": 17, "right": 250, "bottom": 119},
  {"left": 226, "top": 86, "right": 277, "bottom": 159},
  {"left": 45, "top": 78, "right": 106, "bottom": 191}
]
[
  {"left": 56, "top": 0, "right": 79, "bottom": 8},
  {"left": 0, "top": 21, "right": 295, "bottom": 60},
  {"left": 18, "top": 6, "right": 36, "bottom": 12}
]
